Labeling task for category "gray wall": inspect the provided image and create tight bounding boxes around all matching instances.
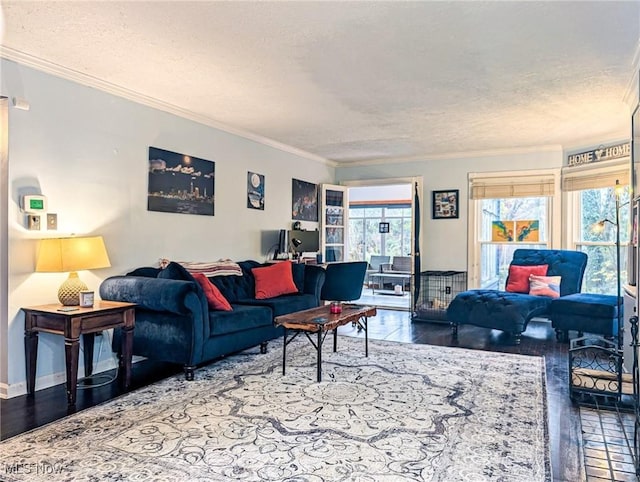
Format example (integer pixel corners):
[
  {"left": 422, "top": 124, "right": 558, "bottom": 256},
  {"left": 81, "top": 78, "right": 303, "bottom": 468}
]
[
  {"left": 1, "top": 60, "right": 333, "bottom": 396},
  {"left": 336, "top": 148, "right": 564, "bottom": 271}
]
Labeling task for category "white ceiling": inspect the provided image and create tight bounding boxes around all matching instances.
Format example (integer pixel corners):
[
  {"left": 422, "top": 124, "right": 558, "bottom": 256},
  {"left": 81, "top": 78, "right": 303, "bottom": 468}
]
[{"left": 1, "top": 1, "right": 639, "bottom": 165}]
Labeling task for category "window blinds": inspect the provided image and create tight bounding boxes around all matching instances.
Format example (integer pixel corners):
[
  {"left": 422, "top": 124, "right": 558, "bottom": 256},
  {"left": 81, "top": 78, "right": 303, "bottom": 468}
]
[
  {"left": 469, "top": 173, "right": 555, "bottom": 200},
  {"left": 561, "top": 160, "right": 630, "bottom": 191}
]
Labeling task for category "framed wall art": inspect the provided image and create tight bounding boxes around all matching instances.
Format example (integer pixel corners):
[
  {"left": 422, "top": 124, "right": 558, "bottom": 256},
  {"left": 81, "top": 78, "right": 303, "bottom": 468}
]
[
  {"left": 432, "top": 189, "right": 459, "bottom": 219},
  {"left": 247, "top": 171, "right": 265, "bottom": 210},
  {"left": 492, "top": 221, "right": 515, "bottom": 241},
  {"left": 147, "top": 146, "right": 215, "bottom": 216},
  {"left": 292, "top": 178, "right": 318, "bottom": 222}
]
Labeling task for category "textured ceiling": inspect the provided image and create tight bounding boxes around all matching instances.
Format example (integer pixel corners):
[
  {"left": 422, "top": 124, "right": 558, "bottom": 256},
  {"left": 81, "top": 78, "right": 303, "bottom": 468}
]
[{"left": 1, "top": 1, "right": 639, "bottom": 164}]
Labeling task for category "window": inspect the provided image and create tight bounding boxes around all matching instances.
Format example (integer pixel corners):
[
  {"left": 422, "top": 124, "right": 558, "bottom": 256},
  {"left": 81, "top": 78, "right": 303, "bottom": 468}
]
[
  {"left": 348, "top": 204, "right": 411, "bottom": 262},
  {"left": 564, "top": 160, "right": 630, "bottom": 295},
  {"left": 468, "top": 170, "right": 559, "bottom": 289},
  {"left": 478, "top": 197, "right": 550, "bottom": 289}
]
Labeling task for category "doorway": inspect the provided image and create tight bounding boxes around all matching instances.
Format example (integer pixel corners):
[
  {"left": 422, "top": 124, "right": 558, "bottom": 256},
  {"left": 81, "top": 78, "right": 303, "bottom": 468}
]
[{"left": 345, "top": 181, "right": 416, "bottom": 311}]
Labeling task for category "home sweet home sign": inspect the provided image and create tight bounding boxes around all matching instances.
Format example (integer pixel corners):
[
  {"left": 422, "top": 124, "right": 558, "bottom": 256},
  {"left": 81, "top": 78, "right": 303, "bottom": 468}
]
[{"left": 567, "top": 142, "right": 630, "bottom": 166}]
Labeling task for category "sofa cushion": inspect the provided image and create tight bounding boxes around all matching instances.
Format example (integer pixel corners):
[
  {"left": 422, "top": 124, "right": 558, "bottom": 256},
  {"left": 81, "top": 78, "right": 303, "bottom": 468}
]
[
  {"left": 505, "top": 264, "right": 548, "bottom": 293},
  {"left": 158, "top": 261, "right": 196, "bottom": 282},
  {"left": 237, "top": 293, "right": 318, "bottom": 317},
  {"left": 192, "top": 273, "right": 232, "bottom": 311},
  {"left": 550, "top": 293, "right": 621, "bottom": 318},
  {"left": 511, "top": 249, "right": 587, "bottom": 296},
  {"left": 127, "top": 266, "right": 162, "bottom": 277},
  {"left": 209, "top": 304, "right": 273, "bottom": 336},
  {"left": 252, "top": 261, "right": 298, "bottom": 299},
  {"left": 157, "top": 261, "right": 204, "bottom": 298},
  {"left": 528, "top": 275, "right": 561, "bottom": 298},
  {"left": 291, "top": 263, "right": 305, "bottom": 293},
  {"left": 208, "top": 260, "right": 258, "bottom": 302}
]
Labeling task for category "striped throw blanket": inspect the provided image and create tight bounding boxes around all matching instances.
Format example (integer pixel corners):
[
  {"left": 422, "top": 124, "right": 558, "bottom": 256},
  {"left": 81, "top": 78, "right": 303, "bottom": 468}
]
[{"left": 160, "top": 259, "right": 243, "bottom": 277}]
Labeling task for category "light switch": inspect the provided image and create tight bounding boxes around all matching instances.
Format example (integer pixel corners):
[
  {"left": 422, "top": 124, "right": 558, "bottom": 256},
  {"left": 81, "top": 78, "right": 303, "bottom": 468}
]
[{"left": 47, "top": 213, "right": 57, "bottom": 230}]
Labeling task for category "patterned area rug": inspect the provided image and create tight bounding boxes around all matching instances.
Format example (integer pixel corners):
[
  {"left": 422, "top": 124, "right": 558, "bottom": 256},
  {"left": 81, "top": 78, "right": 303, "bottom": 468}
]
[{"left": 0, "top": 338, "right": 550, "bottom": 481}]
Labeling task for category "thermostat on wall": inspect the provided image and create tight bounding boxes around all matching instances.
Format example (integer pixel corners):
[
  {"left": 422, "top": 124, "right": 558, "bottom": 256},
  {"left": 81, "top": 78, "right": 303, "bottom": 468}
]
[{"left": 22, "top": 195, "right": 47, "bottom": 214}]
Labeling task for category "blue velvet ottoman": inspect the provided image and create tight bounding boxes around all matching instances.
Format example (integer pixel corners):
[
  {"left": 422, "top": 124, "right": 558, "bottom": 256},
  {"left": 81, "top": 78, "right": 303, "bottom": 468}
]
[{"left": 549, "top": 293, "right": 622, "bottom": 343}]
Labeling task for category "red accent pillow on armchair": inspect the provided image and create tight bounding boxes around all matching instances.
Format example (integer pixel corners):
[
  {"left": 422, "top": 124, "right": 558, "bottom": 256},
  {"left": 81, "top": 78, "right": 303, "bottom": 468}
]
[
  {"left": 192, "top": 272, "right": 232, "bottom": 311},
  {"left": 505, "top": 264, "right": 548, "bottom": 293},
  {"left": 252, "top": 261, "right": 299, "bottom": 299}
]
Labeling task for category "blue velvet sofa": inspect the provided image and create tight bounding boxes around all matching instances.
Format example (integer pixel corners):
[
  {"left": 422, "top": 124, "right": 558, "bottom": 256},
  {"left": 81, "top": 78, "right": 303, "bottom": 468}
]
[
  {"left": 100, "top": 260, "right": 325, "bottom": 379},
  {"left": 446, "top": 249, "right": 588, "bottom": 344}
]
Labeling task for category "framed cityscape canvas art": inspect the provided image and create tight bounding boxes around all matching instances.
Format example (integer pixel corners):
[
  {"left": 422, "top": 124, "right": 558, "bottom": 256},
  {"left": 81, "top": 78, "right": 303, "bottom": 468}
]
[{"left": 147, "top": 147, "right": 215, "bottom": 216}]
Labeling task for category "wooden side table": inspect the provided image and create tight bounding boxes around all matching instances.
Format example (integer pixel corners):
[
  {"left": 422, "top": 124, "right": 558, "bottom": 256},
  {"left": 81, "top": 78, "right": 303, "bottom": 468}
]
[{"left": 22, "top": 301, "right": 136, "bottom": 405}]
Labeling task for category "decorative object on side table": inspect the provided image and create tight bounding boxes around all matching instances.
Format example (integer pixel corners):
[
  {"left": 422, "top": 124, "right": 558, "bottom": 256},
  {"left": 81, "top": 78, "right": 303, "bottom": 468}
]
[
  {"left": 35, "top": 236, "right": 111, "bottom": 306},
  {"left": 432, "top": 189, "right": 459, "bottom": 219},
  {"left": 79, "top": 290, "right": 95, "bottom": 308}
]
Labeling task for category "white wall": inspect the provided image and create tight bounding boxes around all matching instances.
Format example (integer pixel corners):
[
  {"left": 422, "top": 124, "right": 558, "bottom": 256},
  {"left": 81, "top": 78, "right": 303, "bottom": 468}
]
[
  {"left": 1, "top": 59, "right": 333, "bottom": 397},
  {"left": 336, "top": 147, "right": 564, "bottom": 272}
]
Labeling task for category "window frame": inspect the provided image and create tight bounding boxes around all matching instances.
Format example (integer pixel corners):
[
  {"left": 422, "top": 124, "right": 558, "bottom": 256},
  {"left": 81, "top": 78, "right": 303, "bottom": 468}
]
[
  {"left": 564, "top": 162, "right": 630, "bottom": 294},
  {"left": 348, "top": 203, "right": 412, "bottom": 261},
  {"left": 467, "top": 168, "right": 561, "bottom": 289}
]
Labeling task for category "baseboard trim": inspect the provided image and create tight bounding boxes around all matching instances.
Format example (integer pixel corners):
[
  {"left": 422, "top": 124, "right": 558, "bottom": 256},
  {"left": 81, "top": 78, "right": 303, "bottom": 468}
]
[{"left": 1, "top": 358, "right": 120, "bottom": 399}]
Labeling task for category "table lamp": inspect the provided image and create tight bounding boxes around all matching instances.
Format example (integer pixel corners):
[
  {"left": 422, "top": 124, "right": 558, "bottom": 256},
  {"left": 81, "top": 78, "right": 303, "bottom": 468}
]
[
  {"left": 290, "top": 237, "right": 302, "bottom": 260},
  {"left": 35, "top": 236, "right": 111, "bottom": 306}
]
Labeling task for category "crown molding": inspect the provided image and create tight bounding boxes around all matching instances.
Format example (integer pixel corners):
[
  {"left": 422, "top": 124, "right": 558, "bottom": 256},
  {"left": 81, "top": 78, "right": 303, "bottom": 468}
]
[
  {"left": 335, "top": 144, "right": 564, "bottom": 168},
  {"left": 0, "top": 47, "right": 333, "bottom": 167}
]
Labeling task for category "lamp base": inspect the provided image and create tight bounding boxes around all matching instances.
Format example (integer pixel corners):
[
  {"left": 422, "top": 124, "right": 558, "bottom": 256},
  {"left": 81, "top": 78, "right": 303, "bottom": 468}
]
[{"left": 58, "top": 272, "right": 88, "bottom": 306}]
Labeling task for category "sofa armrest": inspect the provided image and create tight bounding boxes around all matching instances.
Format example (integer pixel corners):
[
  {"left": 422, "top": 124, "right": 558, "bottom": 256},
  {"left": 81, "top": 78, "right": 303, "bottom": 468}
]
[
  {"left": 100, "top": 276, "right": 204, "bottom": 317},
  {"left": 303, "top": 265, "right": 326, "bottom": 305}
]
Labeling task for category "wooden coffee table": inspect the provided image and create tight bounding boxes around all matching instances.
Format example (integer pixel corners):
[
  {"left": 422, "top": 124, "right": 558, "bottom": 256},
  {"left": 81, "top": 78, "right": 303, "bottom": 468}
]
[{"left": 274, "top": 304, "right": 377, "bottom": 382}]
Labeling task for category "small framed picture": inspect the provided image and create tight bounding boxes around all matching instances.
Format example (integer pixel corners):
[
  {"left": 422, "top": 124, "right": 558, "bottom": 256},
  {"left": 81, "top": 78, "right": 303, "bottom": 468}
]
[
  {"left": 79, "top": 291, "right": 95, "bottom": 308},
  {"left": 379, "top": 222, "right": 390, "bottom": 233},
  {"left": 432, "top": 189, "right": 459, "bottom": 219},
  {"left": 247, "top": 171, "right": 265, "bottom": 210}
]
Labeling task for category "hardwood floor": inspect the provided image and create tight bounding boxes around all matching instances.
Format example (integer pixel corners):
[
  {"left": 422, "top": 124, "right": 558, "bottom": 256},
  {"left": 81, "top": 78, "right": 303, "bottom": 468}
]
[{"left": 2, "top": 309, "right": 583, "bottom": 481}]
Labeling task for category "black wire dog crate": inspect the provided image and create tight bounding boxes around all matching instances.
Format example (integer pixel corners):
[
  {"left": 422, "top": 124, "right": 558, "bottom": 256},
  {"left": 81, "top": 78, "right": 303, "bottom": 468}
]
[{"left": 412, "top": 270, "right": 467, "bottom": 323}]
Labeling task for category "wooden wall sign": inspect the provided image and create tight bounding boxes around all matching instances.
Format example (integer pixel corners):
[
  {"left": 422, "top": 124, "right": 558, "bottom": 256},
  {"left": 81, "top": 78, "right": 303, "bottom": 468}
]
[{"left": 567, "top": 142, "right": 630, "bottom": 167}]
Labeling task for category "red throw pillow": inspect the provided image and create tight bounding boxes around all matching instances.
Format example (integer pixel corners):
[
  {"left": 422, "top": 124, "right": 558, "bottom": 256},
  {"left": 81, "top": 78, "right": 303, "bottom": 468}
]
[
  {"left": 252, "top": 261, "right": 299, "bottom": 299},
  {"left": 192, "top": 272, "right": 232, "bottom": 311},
  {"left": 505, "top": 264, "right": 548, "bottom": 293}
]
